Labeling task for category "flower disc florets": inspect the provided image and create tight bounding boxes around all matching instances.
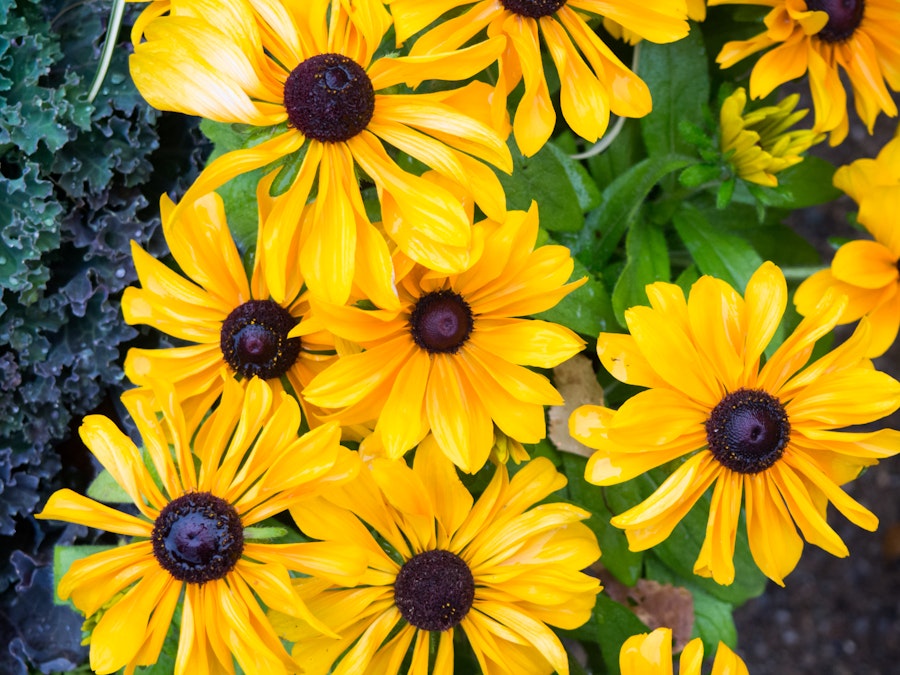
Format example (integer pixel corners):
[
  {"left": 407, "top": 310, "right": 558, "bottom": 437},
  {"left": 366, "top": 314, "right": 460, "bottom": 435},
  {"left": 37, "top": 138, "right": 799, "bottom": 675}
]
[
  {"left": 393, "top": 550, "right": 475, "bottom": 631},
  {"left": 706, "top": 388, "right": 791, "bottom": 474},
  {"left": 220, "top": 299, "right": 301, "bottom": 379},
  {"left": 152, "top": 492, "right": 244, "bottom": 584},
  {"left": 807, "top": 0, "right": 865, "bottom": 42},
  {"left": 283, "top": 53, "right": 375, "bottom": 143},
  {"left": 409, "top": 290, "right": 475, "bottom": 354},
  {"left": 499, "top": 0, "right": 567, "bottom": 19}
]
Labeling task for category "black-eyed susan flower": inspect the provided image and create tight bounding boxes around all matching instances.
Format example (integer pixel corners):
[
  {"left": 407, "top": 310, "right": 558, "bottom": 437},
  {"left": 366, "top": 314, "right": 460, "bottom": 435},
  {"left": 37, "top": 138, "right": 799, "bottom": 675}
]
[
  {"left": 711, "top": 0, "right": 900, "bottom": 145},
  {"left": 620, "top": 627, "right": 748, "bottom": 675},
  {"left": 271, "top": 438, "right": 602, "bottom": 675},
  {"left": 122, "top": 182, "right": 334, "bottom": 426},
  {"left": 795, "top": 135, "right": 900, "bottom": 356},
  {"left": 36, "top": 376, "right": 363, "bottom": 675},
  {"left": 570, "top": 261, "right": 900, "bottom": 586},
  {"left": 386, "top": 0, "right": 690, "bottom": 156},
  {"left": 719, "top": 87, "right": 824, "bottom": 187},
  {"left": 301, "top": 198, "right": 586, "bottom": 473},
  {"left": 130, "top": 0, "right": 512, "bottom": 308}
]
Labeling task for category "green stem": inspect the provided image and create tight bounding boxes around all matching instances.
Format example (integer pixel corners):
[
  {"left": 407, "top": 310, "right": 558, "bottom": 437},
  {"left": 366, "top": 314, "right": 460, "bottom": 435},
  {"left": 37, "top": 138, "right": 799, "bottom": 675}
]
[
  {"left": 87, "top": 0, "right": 126, "bottom": 103},
  {"left": 779, "top": 265, "right": 826, "bottom": 281}
]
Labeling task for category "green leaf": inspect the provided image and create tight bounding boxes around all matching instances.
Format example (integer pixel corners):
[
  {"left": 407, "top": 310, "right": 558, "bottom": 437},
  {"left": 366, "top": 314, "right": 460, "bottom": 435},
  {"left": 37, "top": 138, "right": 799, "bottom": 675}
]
[
  {"left": 638, "top": 31, "right": 710, "bottom": 160},
  {"left": 757, "top": 156, "right": 841, "bottom": 208},
  {"left": 562, "top": 155, "right": 693, "bottom": 273},
  {"left": 86, "top": 468, "right": 131, "bottom": 503},
  {"left": 673, "top": 204, "right": 764, "bottom": 291},
  {"left": 244, "top": 525, "right": 290, "bottom": 540},
  {"left": 495, "top": 140, "right": 587, "bottom": 232},
  {"left": 534, "top": 254, "right": 615, "bottom": 338},
  {"left": 562, "top": 453, "right": 643, "bottom": 585},
  {"left": 592, "top": 594, "right": 649, "bottom": 675},
  {"left": 612, "top": 219, "right": 670, "bottom": 325},
  {"left": 546, "top": 142, "right": 603, "bottom": 212},
  {"left": 53, "top": 545, "right": 114, "bottom": 606}
]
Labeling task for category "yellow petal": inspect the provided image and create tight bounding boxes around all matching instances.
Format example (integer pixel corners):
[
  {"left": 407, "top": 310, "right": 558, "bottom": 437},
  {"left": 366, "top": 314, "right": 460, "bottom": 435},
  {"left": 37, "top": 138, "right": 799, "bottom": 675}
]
[
  {"left": 831, "top": 239, "right": 899, "bottom": 289},
  {"left": 744, "top": 472, "right": 802, "bottom": 586},
  {"left": 90, "top": 571, "right": 177, "bottom": 674},
  {"left": 693, "top": 470, "right": 742, "bottom": 585},
  {"left": 36, "top": 489, "right": 152, "bottom": 537}
]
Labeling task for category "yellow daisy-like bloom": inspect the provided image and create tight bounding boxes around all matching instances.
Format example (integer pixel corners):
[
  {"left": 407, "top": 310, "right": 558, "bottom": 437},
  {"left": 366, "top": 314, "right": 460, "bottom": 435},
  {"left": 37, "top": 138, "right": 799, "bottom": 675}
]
[
  {"left": 620, "top": 627, "right": 748, "bottom": 675},
  {"left": 719, "top": 87, "right": 824, "bottom": 187},
  {"left": 122, "top": 181, "right": 334, "bottom": 426},
  {"left": 386, "top": 0, "right": 690, "bottom": 156},
  {"left": 795, "top": 135, "right": 900, "bottom": 356},
  {"left": 301, "top": 200, "right": 586, "bottom": 473},
  {"left": 569, "top": 261, "right": 900, "bottom": 586},
  {"left": 35, "top": 376, "right": 363, "bottom": 674},
  {"left": 711, "top": 0, "right": 900, "bottom": 145},
  {"left": 130, "top": 0, "right": 512, "bottom": 308},
  {"left": 271, "top": 438, "right": 602, "bottom": 675}
]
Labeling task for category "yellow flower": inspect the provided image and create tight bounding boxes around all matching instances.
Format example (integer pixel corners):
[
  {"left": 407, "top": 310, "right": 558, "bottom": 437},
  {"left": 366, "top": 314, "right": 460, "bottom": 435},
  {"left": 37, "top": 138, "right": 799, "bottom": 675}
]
[
  {"left": 271, "top": 439, "right": 602, "bottom": 675},
  {"left": 301, "top": 199, "right": 586, "bottom": 473},
  {"left": 36, "top": 377, "right": 363, "bottom": 675},
  {"left": 620, "top": 627, "right": 748, "bottom": 675},
  {"left": 386, "top": 0, "right": 689, "bottom": 156},
  {"left": 711, "top": 0, "right": 900, "bottom": 145},
  {"left": 570, "top": 262, "right": 900, "bottom": 586},
  {"left": 719, "top": 87, "right": 824, "bottom": 187},
  {"left": 121, "top": 181, "right": 334, "bottom": 427},
  {"left": 795, "top": 135, "right": 900, "bottom": 356},
  {"left": 130, "top": 0, "right": 512, "bottom": 308}
]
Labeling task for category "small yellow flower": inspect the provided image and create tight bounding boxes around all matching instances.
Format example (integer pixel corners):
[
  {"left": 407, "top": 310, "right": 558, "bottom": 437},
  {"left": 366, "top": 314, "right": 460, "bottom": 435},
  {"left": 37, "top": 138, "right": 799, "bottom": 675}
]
[
  {"left": 711, "top": 0, "right": 900, "bottom": 145},
  {"left": 720, "top": 87, "right": 824, "bottom": 187},
  {"left": 795, "top": 135, "right": 900, "bottom": 356},
  {"left": 620, "top": 627, "right": 748, "bottom": 675},
  {"left": 570, "top": 262, "right": 900, "bottom": 586},
  {"left": 271, "top": 439, "right": 602, "bottom": 675},
  {"left": 36, "top": 377, "right": 363, "bottom": 675},
  {"left": 121, "top": 180, "right": 334, "bottom": 427},
  {"left": 386, "top": 0, "right": 689, "bottom": 156},
  {"left": 301, "top": 198, "right": 586, "bottom": 473}
]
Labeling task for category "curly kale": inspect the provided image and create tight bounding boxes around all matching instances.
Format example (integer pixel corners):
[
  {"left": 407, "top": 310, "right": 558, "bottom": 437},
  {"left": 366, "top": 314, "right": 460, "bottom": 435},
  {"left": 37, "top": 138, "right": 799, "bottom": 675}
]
[{"left": 0, "top": 2, "right": 206, "bottom": 670}]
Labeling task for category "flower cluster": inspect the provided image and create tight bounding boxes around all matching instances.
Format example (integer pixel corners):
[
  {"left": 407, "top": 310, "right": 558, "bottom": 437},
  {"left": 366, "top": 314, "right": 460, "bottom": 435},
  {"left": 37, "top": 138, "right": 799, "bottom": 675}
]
[{"left": 33, "top": 0, "right": 900, "bottom": 673}]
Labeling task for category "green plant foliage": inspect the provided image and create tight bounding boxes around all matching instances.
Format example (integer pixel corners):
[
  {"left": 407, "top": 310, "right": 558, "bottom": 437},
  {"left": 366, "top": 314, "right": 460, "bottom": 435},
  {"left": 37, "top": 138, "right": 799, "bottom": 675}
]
[{"left": 0, "top": 0, "right": 203, "bottom": 642}]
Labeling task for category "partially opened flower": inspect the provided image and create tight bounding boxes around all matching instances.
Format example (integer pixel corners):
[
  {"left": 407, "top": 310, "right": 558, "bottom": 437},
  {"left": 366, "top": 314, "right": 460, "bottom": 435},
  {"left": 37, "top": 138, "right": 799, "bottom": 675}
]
[
  {"left": 720, "top": 87, "right": 824, "bottom": 187},
  {"left": 711, "top": 0, "right": 900, "bottom": 145},
  {"left": 795, "top": 136, "right": 900, "bottom": 356},
  {"left": 386, "top": 0, "right": 689, "bottom": 156},
  {"left": 271, "top": 439, "right": 602, "bottom": 675},
  {"left": 122, "top": 182, "right": 334, "bottom": 426},
  {"left": 301, "top": 200, "right": 586, "bottom": 473},
  {"left": 130, "top": 0, "right": 511, "bottom": 308},
  {"left": 620, "top": 627, "right": 748, "bottom": 675},
  {"left": 36, "top": 376, "right": 363, "bottom": 674},
  {"left": 570, "top": 261, "right": 900, "bottom": 586}
]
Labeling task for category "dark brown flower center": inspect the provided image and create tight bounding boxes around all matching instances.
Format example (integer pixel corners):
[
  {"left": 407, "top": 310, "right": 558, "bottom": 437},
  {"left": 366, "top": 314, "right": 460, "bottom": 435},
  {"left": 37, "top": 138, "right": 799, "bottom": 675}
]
[
  {"left": 393, "top": 550, "right": 475, "bottom": 631},
  {"left": 806, "top": 0, "right": 864, "bottom": 42},
  {"left": 283, "top": 53, "right": 375, "bottom": 143},
  {"left": 499, "top": 0, "right": 567, "bottom": 18},
  {"left": 706, "top": 388, "right": 791, "bottom": 474},
  {"left": 220, "top": 299, "right": 301, "bottom": 380},
  {"left": 408, "top": 290, "right": 474, "bottom": 354},
  {"left": 152, "top": 492, "right": 244, "bottom": 584}
]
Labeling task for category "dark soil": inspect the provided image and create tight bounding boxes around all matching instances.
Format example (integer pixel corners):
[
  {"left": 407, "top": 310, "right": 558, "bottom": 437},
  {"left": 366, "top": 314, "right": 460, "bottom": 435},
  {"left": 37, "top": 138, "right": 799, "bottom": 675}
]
[{"left": 733, "top": 100, "right": 900, "bottom": 674}]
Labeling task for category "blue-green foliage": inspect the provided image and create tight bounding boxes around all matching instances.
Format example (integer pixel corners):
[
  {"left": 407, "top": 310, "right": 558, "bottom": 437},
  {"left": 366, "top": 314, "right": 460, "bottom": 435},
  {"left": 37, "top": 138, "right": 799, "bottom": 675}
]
[{"left": 0, "top": 0, "right": 202, "bottom": 636}]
